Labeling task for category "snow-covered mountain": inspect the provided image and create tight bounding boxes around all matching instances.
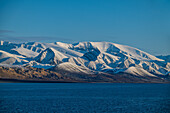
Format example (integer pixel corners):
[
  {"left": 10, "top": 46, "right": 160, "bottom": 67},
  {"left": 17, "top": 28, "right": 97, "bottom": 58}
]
[
  {"left": 157, "top": 55, "right": 170, "bottom": 62},
  {"left": 0, "top": 40, "right": 169, "bottom": 79}
]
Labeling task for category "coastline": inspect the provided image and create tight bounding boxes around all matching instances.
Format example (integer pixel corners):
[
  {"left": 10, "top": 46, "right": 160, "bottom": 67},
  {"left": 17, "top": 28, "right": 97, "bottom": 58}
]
[
  {"left": 0, "top": 78, "right": 169, "bottom": 83},
  {"left": 0, "top": 78, "right": 77, "bottom": 83}
]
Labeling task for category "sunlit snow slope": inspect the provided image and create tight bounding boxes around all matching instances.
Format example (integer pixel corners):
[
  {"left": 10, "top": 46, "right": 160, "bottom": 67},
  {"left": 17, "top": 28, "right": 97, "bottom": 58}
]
[{"left": 0, "top": 40, "right": 169, "bottom": 77}]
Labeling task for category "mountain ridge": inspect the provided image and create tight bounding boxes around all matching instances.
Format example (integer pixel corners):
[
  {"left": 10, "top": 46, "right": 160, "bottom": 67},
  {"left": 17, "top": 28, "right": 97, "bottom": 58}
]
[{"left": 0, "top": 40, "right": 169, "bottom": 83}]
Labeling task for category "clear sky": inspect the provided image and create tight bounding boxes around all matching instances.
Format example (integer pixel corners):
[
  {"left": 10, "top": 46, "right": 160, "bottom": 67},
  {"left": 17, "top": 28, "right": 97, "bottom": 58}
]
[{"left": 0, "top": 0, "right": 169, "bottom": 55}]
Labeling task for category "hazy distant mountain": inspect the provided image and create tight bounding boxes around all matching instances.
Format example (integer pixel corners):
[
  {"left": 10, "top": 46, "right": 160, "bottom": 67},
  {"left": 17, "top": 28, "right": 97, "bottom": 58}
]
[{"left": 0, "top": 40, "right": 169, "bottom": 83}]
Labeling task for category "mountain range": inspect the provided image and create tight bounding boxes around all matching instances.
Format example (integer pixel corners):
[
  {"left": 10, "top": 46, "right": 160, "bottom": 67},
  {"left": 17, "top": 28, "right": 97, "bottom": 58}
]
[{"left": 0, "top": 41, "right": 169, "bottom": 83}]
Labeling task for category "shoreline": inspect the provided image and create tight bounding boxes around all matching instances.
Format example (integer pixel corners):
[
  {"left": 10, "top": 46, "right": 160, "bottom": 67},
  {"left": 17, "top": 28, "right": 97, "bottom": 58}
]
[
  {"left": 0, "top": 78, "right": 77, "bottom": 83},
  {"left": 0, "top": 78, "right": 169, "bottom": 83}
]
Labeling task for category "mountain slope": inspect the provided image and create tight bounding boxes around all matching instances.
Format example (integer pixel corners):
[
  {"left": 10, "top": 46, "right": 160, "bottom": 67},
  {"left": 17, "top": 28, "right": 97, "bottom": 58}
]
[
  {"left": 157, "top": 55, "right": 170, "bottom": 62},
  {"left": 0, "top": 50, "right": 28, "bottom": 65},
  {"left": 34, "top": 47, "right": 67, "bottom": 65},
  {"left": 0, "top": 40, "right": 169, "bottom": 83}
]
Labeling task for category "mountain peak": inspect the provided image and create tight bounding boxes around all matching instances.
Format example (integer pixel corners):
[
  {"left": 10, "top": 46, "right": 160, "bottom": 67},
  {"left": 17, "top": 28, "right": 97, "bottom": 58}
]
[{"left": 0, "top": 41, "right": 169, "bottom": 81}]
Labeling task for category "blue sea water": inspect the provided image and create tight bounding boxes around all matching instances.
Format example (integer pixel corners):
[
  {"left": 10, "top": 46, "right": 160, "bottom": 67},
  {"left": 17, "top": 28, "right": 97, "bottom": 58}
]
[{"left": 0, "top": 83, "right": 169, "bottom": 113}]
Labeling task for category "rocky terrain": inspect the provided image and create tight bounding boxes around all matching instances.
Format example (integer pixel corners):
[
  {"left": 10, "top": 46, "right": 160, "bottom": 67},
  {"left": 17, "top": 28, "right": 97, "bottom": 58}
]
[
  {"left": 0, "top": 66, "right": 169, "bottom": 83},
  {"left": 0, "top": 41, "right": 169, "bottom": 83}
]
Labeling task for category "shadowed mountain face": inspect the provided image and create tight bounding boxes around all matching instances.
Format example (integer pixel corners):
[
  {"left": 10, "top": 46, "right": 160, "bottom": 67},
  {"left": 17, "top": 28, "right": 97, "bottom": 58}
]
[
  {"left": 157, "top": 55, "right": 170, "bottom": 63},
  {"left": 0, "top": 41, "right": 169, "bottom": 83}
]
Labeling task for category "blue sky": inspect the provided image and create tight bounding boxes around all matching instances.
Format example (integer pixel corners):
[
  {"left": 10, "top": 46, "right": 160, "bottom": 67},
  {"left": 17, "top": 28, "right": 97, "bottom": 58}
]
[{"left": 0, "top": 0, "right": 169, "bottom": 55}]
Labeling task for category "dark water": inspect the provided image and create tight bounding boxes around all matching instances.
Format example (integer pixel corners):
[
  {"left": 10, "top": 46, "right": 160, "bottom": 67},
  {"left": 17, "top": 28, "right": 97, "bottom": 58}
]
[{"left": 0, "top": 83, "right": 170, "bottom": 113}]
